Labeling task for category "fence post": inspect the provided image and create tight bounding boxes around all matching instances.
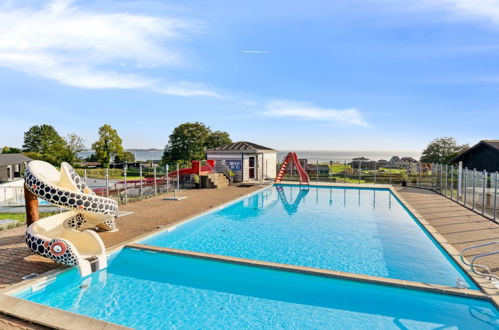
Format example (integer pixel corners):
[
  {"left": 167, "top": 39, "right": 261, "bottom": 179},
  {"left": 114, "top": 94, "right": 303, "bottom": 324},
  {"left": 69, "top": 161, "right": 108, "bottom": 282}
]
[
  {"left": 439, "top": 164, "right": 444, "bottom": 194},
  {"left": 176, "top": 163, "right": 180, "bottom": 191},
  {"left": 450, "top": 166, "right": 454, "bottom": 200},
  {"left": 316, "top": 160, "right": 319, "bottom": 182},
  {"left": 344, "top": 160, "right": 347, "bottom": 183},
  {"left": 472, "top": 169, "right": 476, "bottom": 210},
  {"left": 84, "top": 169, "right": 87, "bottom": 185},
  {"left": 482, "top": 170, "right": 487, "bottom": 215},
  {"left": 105, "top": 168, "right": 109, "bottom": 197},
  {"left": 374, "top": 161, "right": 377, "bottom": 185},
  {"left": 165, "top": 164, "right": 169, "bottom": 192},
  {"left": 444, "top": 164, "right": 448, "bottom": 196},
  {"left": 139, "top": 164, "right": 143, "bottom": 199},
  {"left": 123, "top": 164, "right": 128, "bottom": 204},
  {"left": 389, "top": 162, "right": 392, "bottom": 185},
  {"left": 154, "top": 167, "right": 157, "bottom": 195},
  {"left": 418, "top": 162, "right": 422, "bottom": 187},
  {"left": 431, "top": 163, "right": 434, "bottom": 189},
  {"left": 358, "top": 160, "right": 362, "bottom": 184},
  {"left": 494, "top": 172, "right": 498, "bottom": 221},
  {"left": 464, "top": 168, "right": 468, "bottom": 205}
]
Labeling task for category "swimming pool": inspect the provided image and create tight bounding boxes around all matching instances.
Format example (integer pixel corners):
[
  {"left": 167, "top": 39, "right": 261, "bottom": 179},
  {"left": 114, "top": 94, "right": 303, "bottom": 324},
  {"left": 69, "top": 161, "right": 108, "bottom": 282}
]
[
  {"left": 13, "top": 247, "right": 499, "bottom": 329},
  {"left": 142, "top": 184, "right": 475, "bottom": 288}
]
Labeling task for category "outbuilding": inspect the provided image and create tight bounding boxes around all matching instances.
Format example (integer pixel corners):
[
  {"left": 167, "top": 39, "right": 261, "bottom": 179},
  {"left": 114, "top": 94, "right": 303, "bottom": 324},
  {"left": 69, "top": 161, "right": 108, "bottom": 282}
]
[
  {"left": 452, "top": 140, "right": 499, "bottom": 172},
  {"left": 0, "top": 153, "right": 32, "bottom": 182},
  {"left": 206, "top": 141, "right": 277, "bottom": 182}
]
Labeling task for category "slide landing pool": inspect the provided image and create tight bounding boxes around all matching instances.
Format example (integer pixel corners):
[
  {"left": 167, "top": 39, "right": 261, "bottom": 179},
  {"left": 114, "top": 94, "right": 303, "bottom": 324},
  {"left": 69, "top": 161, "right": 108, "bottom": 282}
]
[{"left": 10, "top": 184, "right": 499, "bottom": 328}]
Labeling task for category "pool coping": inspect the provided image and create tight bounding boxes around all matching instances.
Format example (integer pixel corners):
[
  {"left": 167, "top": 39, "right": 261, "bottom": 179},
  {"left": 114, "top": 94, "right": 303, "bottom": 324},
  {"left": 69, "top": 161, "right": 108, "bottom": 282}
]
[
  {"left": 127, "top": 243, "right": 488, "bottom": 300},
  {"left": 1, "top": 182, "right": 498, "bottom": 329}
]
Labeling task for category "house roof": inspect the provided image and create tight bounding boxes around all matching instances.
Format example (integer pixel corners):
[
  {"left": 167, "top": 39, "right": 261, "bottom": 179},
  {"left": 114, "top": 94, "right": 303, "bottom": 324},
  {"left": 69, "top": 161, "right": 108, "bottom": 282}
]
[
  {"left": 0, "top": 153, "right": 32, "bottom": 166},
  {"left": 207, "top": 141, "right": 276, "bottom": 152},
  {"left": 453, "top": 140, "right": 499, "bottom": 162}
]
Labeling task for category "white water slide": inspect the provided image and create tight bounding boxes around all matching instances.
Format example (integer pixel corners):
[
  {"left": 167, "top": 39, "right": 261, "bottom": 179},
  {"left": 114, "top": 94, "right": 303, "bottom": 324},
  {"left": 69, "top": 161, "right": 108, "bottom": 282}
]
[{"left": 24, "top": 161, "right": 118, "bottom": 277}]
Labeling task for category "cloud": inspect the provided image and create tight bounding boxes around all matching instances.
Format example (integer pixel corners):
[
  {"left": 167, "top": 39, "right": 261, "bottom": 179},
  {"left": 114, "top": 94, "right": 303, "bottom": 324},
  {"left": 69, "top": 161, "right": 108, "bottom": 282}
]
[
  {"left": 382, "top": 0, "right": 499, "bottom": 26},
  {"left": 157, "top": 82, "right": 221, "bottom": 97},
  {"left": 435, "top": 0, "right": 499, "bottom": 25},
  {"left": 0, "top": 0, "right": 217, "bottom": 97},
  {"left": 264, "top": 100, "right": 368, "bottom": 126}
]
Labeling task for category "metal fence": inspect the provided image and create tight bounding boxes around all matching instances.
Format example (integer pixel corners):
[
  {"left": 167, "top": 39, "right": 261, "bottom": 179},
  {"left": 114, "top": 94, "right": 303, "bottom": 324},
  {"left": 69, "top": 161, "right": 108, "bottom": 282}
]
[
  {"left": 277, "top": 159, "right": 499, "bottom": 222},
  {"left": 0, "top": 165, "right": 188, "bottom": 209}
]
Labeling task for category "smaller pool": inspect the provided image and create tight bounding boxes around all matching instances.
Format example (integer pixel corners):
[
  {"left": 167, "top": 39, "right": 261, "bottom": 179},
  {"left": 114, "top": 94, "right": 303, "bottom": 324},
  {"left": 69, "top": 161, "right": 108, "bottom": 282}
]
[{"left": 13, "top": 248, "right": 499, "bottom": 329}]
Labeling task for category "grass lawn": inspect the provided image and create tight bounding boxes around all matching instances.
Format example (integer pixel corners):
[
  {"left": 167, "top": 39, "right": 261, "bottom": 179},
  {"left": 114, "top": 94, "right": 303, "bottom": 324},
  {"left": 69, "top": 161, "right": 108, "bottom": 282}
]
[
  {"left": 0, "top": 212, "right": 59, "bottom": 231},
  {"left": 379, "top": 168, "right": 407, "bottom": 174},
  {"left": 329, "top": 163, "right": 351, "bottom": 174}
]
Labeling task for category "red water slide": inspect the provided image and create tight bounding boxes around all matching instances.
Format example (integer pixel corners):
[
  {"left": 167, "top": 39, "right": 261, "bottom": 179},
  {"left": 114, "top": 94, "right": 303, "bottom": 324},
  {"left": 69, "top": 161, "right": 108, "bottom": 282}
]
[
  {"left": 275, "top": 152, "right": 310, "bottom": 184},
  {"left": 168, "top": 160, "right": 215, "bottom": 177}
]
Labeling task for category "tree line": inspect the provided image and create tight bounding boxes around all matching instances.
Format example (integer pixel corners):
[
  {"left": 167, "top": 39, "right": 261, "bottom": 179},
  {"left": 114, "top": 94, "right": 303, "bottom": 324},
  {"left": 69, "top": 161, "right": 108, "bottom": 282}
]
[{"left": 1, "top": 122, "right": 232, "bottom": 168}]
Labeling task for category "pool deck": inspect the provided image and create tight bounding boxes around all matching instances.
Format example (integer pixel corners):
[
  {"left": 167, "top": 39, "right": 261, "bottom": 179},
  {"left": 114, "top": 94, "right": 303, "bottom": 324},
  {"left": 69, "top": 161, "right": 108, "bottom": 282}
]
[{"left": 0, "top": 183, "right": 498, "bottom": 328}]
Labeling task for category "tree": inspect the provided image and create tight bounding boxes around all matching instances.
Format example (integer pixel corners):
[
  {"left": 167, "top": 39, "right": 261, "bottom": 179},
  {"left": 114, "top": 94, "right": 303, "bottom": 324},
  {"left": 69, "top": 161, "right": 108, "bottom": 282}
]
[
  {"left": 23, "top": 124, "right": 67, "bottom": 165},
  {"left": 1, "top": 146, "right": 21, "bottom": 154},
  {"left": 420, "top": 137, "right": 469, "bottom": 164},
  {"left": 115, "top": 151, "right": 136, "bottom": 163},
  {"left": 64, "top": 133, "right": 86, "bottom": 165},
  {"left": 205, "top": 130, "right": 232, "bottom": 150},
  {"left": 162, "top": 122, "right": 210, "bottom": 165},
  {"left": 91, "top": 124, "right": 124, "bottom": 168}
]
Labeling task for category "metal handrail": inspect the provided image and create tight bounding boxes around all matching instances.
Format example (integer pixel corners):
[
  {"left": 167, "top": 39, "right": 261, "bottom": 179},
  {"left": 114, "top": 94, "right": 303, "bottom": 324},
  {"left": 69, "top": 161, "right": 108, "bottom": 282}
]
[{"left": 460, "top": 241, "right": 499, "bottom": 280}]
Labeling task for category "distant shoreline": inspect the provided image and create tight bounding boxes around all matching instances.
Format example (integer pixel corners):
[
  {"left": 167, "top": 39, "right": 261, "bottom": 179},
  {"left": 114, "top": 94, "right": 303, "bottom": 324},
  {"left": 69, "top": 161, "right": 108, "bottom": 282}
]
[{"left": 79, "top": 149, "right": 421, "bottom": 162}]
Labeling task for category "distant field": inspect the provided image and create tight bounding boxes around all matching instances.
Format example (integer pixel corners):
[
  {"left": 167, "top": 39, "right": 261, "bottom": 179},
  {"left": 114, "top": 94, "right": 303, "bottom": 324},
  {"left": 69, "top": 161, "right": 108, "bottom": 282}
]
[{"left": 329, "top": 164, "right": 351, "bottom": 173}]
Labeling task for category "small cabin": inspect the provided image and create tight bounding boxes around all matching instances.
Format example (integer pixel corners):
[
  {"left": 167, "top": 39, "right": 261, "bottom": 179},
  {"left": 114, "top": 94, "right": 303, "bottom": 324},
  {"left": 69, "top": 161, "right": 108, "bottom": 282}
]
[
  {"left": 0, "top": 154, "right": 32, "bottom": 182},
  {"left": 206, "top": 141, "right": 277, "bottom": 182},
  {"left": 452, "top": 140, "right": 499, "bottom": 172}
]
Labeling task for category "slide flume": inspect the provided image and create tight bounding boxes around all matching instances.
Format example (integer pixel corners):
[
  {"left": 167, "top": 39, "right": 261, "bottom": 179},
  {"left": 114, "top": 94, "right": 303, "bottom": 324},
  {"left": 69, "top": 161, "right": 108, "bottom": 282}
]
[{"left": 24, "top": 161, "right": 118, "bottom": 277}]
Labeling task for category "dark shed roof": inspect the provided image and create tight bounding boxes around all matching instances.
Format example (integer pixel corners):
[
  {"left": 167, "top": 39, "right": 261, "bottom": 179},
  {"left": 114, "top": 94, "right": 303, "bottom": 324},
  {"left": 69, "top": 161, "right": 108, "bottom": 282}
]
[
  {"left": 0, "top": 153, "right": 32, "bottom": 166},
  {"left": 453, "top": 140, "right": 499, "bottom": 162},
  {"left": 207, "top": 141, "right": 276, "bottom": 152}
]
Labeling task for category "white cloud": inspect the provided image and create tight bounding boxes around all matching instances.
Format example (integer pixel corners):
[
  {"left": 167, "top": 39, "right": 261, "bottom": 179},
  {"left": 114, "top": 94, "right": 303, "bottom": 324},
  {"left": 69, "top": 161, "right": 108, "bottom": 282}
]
[
  {"left": 381, "top": 0, "right": 499, "bottom": 26},
  {"left": 157, "top": 82, "right": 221, "bottom": 97},
  {"left": 0, "top": 0, "right": 217, "bottom": 96},
  {"left": 264, "top": 100, "right": 368, "bottom": 126},
  {"left": 435, "top": 0, "right": 499, "bottom": 24}
]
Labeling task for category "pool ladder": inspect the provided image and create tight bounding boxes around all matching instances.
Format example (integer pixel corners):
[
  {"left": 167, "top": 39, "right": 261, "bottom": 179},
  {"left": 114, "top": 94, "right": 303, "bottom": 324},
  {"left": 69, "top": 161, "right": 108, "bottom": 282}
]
[{"left": 460, "top": 241, "right": 499, "bottom": 283}]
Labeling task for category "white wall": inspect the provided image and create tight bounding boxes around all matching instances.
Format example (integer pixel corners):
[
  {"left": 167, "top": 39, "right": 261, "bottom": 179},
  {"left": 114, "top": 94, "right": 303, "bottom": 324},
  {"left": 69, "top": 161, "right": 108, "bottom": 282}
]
[{"left": 207, "top": 151, "right": 277, "bottom": 182}]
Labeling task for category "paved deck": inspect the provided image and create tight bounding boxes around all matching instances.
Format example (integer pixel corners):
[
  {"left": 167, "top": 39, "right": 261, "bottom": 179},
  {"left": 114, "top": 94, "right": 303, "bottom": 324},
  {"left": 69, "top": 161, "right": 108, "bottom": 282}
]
[{"left": 396, "top": 187, "right": 499, "bottom": 276}]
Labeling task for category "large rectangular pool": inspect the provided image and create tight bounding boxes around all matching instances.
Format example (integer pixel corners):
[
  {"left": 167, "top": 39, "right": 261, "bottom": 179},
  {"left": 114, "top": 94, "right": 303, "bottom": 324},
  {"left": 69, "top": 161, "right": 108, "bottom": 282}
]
[
  {"left": 14, "top": 248, "right": 499, "bottom": 329},
  {"left": 142, "top": 184, "right": 475, "bottom": 288}
]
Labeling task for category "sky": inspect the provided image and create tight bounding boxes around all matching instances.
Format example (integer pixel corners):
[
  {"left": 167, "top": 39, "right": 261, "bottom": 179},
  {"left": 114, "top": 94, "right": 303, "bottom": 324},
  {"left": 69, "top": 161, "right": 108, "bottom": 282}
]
[{"left": 0, "top": 0, "right": 499, "bottom": 151}]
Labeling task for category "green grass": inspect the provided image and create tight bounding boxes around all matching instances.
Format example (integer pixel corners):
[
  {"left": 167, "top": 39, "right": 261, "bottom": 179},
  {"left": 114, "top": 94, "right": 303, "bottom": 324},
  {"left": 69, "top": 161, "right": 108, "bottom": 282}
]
[
  {"left": 378, "top": 168, "right": 407, "bottom": 174},
  {"left": 0, "top": 212, "right": 59, "bottom": 231},
  {"left": 329, "top": 164, "right": 351, "bottom": 174}
]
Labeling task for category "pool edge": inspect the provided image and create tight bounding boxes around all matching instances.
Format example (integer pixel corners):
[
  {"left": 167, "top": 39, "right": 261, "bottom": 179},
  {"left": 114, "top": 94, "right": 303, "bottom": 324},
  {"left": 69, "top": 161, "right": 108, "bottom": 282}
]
[{"left": 127, "top": 243, "right": 489, "bottom": 301}]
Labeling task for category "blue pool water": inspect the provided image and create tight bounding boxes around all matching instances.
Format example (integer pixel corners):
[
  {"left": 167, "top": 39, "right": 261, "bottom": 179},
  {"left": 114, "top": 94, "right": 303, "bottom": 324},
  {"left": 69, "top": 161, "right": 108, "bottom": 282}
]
[
  {"left": 143, "top": 185, "right": 476, "bottom": 288},
  {"left": 14, "top": 248, "right": 498, "bottom": 329}
]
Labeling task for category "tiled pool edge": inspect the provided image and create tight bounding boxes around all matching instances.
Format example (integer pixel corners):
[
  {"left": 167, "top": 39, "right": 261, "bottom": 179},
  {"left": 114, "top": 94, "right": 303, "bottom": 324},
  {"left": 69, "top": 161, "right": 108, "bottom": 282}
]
[
  {"left": 389, "top": 187, "right": 499, "bottom": 307},
  {"left": 0, "top": 292, "right": 129, "bottom": 330},
  {"left": 127, "top": 243, "right": 488, "bottom": 300},
  {"left": 1, "top": 182, "right": 497, "bottom": 329}
]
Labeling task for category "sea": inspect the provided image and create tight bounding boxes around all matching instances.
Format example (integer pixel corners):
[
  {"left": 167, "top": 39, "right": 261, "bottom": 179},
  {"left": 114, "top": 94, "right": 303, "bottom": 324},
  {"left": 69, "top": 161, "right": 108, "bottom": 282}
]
[{"left": 79, "top": 150, "right": 421, "bottom": 162}]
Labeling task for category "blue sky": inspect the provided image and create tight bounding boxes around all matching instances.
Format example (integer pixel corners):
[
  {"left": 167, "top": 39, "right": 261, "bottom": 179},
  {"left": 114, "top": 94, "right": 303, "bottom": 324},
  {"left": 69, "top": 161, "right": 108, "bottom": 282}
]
[{"left": 0, "top": 0, "right": 498, "bottom": 151}]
